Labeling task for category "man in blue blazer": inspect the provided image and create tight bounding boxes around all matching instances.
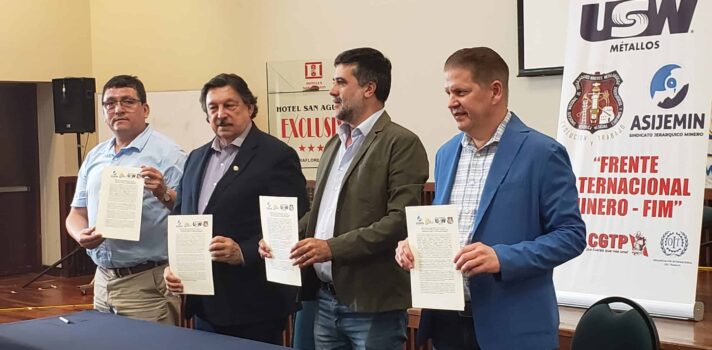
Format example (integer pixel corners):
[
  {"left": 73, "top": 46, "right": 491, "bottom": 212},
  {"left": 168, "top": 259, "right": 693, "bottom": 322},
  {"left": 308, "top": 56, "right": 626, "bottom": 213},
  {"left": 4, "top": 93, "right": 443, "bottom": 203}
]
[
  {"left": 163, "top": 73, "right": 308, "bottom": 345},
  {"left": 396, "top": 48, "right": 586, "bottom": 349}
]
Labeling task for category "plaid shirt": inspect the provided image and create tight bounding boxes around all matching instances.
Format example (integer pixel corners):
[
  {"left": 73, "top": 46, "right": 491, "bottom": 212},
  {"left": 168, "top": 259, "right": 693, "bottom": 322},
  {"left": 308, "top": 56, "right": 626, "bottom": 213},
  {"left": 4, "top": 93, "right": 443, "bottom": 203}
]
[{"left": 449, "top": 112, "right": 511, "bottom": 299}]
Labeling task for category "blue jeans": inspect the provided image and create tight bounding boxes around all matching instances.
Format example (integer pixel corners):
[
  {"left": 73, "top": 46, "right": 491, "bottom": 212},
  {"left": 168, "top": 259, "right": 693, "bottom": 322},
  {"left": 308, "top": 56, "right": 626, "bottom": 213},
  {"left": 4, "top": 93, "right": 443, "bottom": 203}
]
[{"left": 314, "top": 289, "right": 407, "bottom": 350}]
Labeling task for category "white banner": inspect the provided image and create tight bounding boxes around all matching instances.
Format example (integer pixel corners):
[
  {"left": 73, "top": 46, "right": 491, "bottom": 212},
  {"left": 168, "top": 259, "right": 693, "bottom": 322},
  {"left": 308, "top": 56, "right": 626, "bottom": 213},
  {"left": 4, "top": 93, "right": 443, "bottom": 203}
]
[
  {"left": 554, "top": 0, "right": 711, "bottom": 319},
  {"left": 267, "top": 60, "right": 338, "bottom": 169}
]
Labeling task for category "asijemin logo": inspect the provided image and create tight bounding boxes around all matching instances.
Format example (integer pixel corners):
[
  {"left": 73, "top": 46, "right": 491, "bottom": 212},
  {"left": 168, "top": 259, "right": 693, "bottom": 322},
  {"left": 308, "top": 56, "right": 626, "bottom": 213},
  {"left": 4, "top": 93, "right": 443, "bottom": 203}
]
[
  {"left": 649, "top": 64, "right": 689, "bottom": 109},
  {"left": 580, "top": 0, "right": 698, "bottom": 42}
]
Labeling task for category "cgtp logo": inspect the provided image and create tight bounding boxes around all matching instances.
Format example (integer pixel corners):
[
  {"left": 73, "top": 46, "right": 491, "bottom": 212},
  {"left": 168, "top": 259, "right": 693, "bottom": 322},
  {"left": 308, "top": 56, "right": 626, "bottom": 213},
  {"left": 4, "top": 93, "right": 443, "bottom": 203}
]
[
  {"left": 580, "top": 0, "right": 698, "bottom": 42},
  {"left": 649, "top": 64, "right": 689, "bottom": 109},
  {"left": 629, "top": 231, "right": 648, "bottom": 256}
]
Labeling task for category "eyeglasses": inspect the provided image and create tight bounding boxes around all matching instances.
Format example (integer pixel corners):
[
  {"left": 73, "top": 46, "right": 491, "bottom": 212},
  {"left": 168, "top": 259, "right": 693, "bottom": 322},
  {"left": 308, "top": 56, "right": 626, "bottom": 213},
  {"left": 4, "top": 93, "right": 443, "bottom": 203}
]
[{"left": 102, "top": 98, "right": 142, "bottom": 110}]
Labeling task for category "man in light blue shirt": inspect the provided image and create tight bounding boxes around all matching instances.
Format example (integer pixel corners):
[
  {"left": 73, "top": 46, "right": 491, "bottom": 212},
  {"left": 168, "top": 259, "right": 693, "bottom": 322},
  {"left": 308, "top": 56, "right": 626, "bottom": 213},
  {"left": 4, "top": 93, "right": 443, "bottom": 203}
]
[{"left": 66, "top": 75, "right": 186, "bottom": 325}]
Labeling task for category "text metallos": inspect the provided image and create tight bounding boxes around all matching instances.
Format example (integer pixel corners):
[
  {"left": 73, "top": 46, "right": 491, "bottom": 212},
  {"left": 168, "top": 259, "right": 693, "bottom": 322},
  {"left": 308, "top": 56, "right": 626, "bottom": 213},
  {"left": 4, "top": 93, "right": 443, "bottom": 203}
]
[{"left": 610, "top": 40, "right": 660, "bottom": 53}]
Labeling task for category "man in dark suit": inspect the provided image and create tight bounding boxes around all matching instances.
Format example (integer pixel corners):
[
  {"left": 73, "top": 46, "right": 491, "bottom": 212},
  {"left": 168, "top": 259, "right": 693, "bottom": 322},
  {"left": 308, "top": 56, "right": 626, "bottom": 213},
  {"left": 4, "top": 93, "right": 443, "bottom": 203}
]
[
  {"left": 164, "top": 73, "right": 308, "bottom": 345},
  {"left": 262, "top": 48, "right": 429, "bottom": 349},
  {"left": 396, "top": 47, "right": 586, "bottom": 350}
]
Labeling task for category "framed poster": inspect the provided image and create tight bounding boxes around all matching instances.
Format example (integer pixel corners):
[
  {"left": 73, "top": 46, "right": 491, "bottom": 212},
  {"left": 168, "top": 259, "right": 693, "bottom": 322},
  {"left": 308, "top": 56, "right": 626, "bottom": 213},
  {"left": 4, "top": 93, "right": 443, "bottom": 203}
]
[
  {"left": 517, "top": 0, "right": 568, "bottom": 76},
  {"left": 266, "top": 60, "right": 337, "bottom": 169}
]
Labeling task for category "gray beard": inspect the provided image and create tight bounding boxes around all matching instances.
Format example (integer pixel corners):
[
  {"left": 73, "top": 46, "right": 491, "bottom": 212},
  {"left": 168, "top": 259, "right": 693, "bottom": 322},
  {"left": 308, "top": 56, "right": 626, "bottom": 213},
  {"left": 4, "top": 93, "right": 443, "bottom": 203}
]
[{"left": 335, "top": 107, "right": 354, "bottom": 124}]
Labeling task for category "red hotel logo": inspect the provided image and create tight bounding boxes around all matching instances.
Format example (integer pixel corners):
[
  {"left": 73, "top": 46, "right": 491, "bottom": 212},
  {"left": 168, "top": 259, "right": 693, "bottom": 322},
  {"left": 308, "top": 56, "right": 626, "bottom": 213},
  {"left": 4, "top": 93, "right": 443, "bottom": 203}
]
[{"left": 305, "top": 62, "right": 323, "bottom": 79}]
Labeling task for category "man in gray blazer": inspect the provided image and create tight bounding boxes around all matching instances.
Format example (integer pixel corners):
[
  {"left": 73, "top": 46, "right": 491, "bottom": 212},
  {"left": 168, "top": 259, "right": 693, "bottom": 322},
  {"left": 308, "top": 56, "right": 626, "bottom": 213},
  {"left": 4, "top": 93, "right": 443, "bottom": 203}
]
[{"left": 262, "top": 47, "right": 428, "bottom": 349}]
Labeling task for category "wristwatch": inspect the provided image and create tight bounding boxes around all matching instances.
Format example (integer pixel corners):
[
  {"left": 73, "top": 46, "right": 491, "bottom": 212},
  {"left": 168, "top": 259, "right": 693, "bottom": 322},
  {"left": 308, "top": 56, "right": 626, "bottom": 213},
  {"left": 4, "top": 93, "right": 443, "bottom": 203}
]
[{"left": 160, "top": 188, "right": 171, "bottom": 203}]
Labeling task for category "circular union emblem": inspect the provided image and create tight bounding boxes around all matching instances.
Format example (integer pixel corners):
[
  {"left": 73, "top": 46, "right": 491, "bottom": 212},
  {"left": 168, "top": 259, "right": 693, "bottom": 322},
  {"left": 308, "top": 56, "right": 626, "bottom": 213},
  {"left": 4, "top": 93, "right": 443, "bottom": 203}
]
[{"left": 660, "top": 231, "right": 688, "bottom": 257}]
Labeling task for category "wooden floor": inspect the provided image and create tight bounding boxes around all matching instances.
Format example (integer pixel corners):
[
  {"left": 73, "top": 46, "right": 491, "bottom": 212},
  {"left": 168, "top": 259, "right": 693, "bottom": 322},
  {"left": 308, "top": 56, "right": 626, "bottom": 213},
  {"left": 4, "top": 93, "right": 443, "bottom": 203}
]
[
  {"left": 0, "top": 273, "right": 93, "bottom": 323},
  {"left": 2, "top": 271, "right": 712, "bottom": 349}
]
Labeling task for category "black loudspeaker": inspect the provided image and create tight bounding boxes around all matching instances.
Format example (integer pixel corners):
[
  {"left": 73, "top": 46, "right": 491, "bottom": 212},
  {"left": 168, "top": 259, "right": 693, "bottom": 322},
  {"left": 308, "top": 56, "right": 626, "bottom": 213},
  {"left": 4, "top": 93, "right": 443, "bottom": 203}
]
[{"left": 52, "top": 77, "right": 96, "bottom": 134}]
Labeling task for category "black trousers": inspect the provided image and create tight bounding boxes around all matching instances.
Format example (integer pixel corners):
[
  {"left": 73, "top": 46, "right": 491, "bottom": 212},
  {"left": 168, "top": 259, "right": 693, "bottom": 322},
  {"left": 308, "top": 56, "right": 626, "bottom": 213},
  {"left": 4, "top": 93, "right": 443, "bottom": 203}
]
[
  {"left": 195, "top": 315, "right": 286, "bottom": 345},
  {"left": 429, "top": 306, "right": 480, "bottom": 350}
]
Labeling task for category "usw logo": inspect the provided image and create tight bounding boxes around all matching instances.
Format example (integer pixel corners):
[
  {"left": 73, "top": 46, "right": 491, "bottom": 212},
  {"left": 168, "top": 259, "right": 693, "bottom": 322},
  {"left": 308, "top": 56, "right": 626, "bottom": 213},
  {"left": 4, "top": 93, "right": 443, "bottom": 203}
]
[{"left": 580, "top": 0, "right": 697, "bottom": 42}]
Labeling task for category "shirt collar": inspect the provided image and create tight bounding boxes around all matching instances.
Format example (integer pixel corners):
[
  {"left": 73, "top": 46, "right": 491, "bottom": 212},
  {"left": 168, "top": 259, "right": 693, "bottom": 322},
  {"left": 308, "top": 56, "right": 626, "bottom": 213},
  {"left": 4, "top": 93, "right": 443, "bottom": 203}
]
[
  {"left": 337, "top": 108, "right": 385, "bottom": 142},
  {"left": 461, "top": 111, "right": 512, "bottom": 150},
  {"left": 211, "top": 122, "right": 252, "bottom": 152},
  {"left": 108, "top": 125, "right": 153, "bottom": 153}
]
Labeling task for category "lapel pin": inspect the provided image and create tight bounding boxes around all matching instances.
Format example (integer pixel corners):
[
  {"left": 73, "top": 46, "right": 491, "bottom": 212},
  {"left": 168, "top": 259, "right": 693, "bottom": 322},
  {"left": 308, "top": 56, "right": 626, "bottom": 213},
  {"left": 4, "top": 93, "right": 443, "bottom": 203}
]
[{"left": 233, "top": 165, "right": 239, "bottom": 172}]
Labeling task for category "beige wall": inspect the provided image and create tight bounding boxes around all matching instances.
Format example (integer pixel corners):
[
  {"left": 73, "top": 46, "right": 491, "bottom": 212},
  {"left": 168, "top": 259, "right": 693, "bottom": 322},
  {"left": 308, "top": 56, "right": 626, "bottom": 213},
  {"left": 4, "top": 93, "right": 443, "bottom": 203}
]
[
  {"left": 36, "top": 83, "right": 76, "bottom": 265},
  {"left": 5, "top": 0, "right": 565, "bottom": 265},
  {"left": 0, "top": 0, "right": 93, "bottom": 265},
  {"left": 256, "top": 1, "right": 564, "bottom": 169},
  {"left": 89, "top": 0, "right": 269, "bottom": 128},
  {"left": 90, "top": 0, "right": 564, "bottom": 169},
  {"left": 0, "top": 0, "right": 93, "bottom": 81}
]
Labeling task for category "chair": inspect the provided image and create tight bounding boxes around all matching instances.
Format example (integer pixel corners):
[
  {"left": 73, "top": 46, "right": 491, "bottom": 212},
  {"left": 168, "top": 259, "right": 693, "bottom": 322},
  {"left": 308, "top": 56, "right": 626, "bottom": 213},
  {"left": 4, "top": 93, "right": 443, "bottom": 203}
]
[
  {"left": 700, "top": 206, "right": 712, "bottom": 266},
  {"left": 292, "top": 301, "right": 317, "bottom": 349},
  {"left": 570, "top": 296, "right": 660, "bottom": 350}
]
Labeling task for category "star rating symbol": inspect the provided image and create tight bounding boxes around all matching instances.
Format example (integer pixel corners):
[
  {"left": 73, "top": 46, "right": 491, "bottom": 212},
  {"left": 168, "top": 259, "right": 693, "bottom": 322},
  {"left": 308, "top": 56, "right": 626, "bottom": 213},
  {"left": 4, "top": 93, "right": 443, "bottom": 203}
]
[{"left": 296, "top": 143, "right": 325, "bottom": 152}]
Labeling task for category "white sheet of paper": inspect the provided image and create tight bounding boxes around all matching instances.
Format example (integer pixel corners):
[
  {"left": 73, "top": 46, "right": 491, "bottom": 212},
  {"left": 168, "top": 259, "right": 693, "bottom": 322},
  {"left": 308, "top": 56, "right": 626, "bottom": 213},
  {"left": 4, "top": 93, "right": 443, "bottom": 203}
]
[
  {"left": 95, "top": 166, "right": 144, "bottom": 241},
  {"left": 167, "top": 215, "right": 214, "bottom": 295},
  {"left": 406, "top": 205, "right": 465, "bottom": 311},
  {"left": 259, "top": 196, "right": 301, "bottom": 286}
]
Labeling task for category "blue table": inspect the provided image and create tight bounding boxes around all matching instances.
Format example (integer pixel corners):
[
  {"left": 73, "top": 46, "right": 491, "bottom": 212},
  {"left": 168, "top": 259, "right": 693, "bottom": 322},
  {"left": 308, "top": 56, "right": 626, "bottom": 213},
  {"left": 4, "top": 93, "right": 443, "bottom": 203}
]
[{"left": 0, "top": 310, "right": 288, "bottom": 350}]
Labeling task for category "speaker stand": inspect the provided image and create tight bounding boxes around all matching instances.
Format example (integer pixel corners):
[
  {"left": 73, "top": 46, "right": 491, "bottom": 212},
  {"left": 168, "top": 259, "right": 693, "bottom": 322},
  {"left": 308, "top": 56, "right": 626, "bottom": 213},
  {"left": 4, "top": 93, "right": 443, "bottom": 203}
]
[
  {"left": 76, "top": 133, "right": 82, "bottom": 168},
  {"left": 23, "top": 133, "right": 87, "bottom": 288},
  {"left": 21, "top": 247, "right": 83, "bottom": 288}
]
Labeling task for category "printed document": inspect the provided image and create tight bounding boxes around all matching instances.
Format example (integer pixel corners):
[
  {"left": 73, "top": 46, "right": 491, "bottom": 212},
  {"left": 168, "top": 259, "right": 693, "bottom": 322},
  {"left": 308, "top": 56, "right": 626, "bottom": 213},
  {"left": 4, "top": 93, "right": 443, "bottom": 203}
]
[
  {"left": 259, "top": 196, "right": 301, "bottom": 286},
  {"left": 406, "top": 205, "right": 464, "bottom": 310},
  {"left": 95, "top": 166, "right": 144, "bottom": 241},
  {"left": 168, "top": 215, "right": 214, "bottom": 295}
]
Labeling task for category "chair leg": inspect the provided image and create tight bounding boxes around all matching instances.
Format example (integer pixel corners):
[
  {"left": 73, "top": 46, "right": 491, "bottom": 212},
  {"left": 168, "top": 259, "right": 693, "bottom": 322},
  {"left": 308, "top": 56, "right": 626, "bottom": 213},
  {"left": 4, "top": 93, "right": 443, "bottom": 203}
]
[
  {"left": 701, "top": 228, "right": 712, "bottom": 267},
  {"left": 282, "top": 314, "right": 293, "bottom": 347},
  {"left": 78, "top": 278, "right": 94, "bottom": 295}
]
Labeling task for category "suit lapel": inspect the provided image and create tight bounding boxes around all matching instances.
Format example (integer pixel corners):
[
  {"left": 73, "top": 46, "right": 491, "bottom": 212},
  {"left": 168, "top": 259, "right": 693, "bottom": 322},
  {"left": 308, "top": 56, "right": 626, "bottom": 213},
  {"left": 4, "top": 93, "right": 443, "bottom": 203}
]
[
  {"left": 204, "top": 125, "right": 260, "bottom": 213},
  {"left": 471, "top": 114, "right": 529, "bottom": 240},
  {"left": 434, "top": 138, "right": 462, "bottom": 205},
  {"left": 309, "top": 136, "right": 340, "bottom": 231},
  {"left": 340, "top": 111, "right": 390, "bottom": 187},
  {"left": 307, "top": 112, "right": 389, "bottom": 235},
  {"left": 188, "top": 144, "right": 212, "bottom": 214}
]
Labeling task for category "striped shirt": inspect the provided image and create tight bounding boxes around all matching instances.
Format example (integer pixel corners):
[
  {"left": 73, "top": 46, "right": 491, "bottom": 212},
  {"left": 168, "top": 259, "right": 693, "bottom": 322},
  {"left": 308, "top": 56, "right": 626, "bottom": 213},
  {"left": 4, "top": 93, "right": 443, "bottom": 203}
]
[{"left": 449, "top": 112, "right": 511, "bottom": 299}]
